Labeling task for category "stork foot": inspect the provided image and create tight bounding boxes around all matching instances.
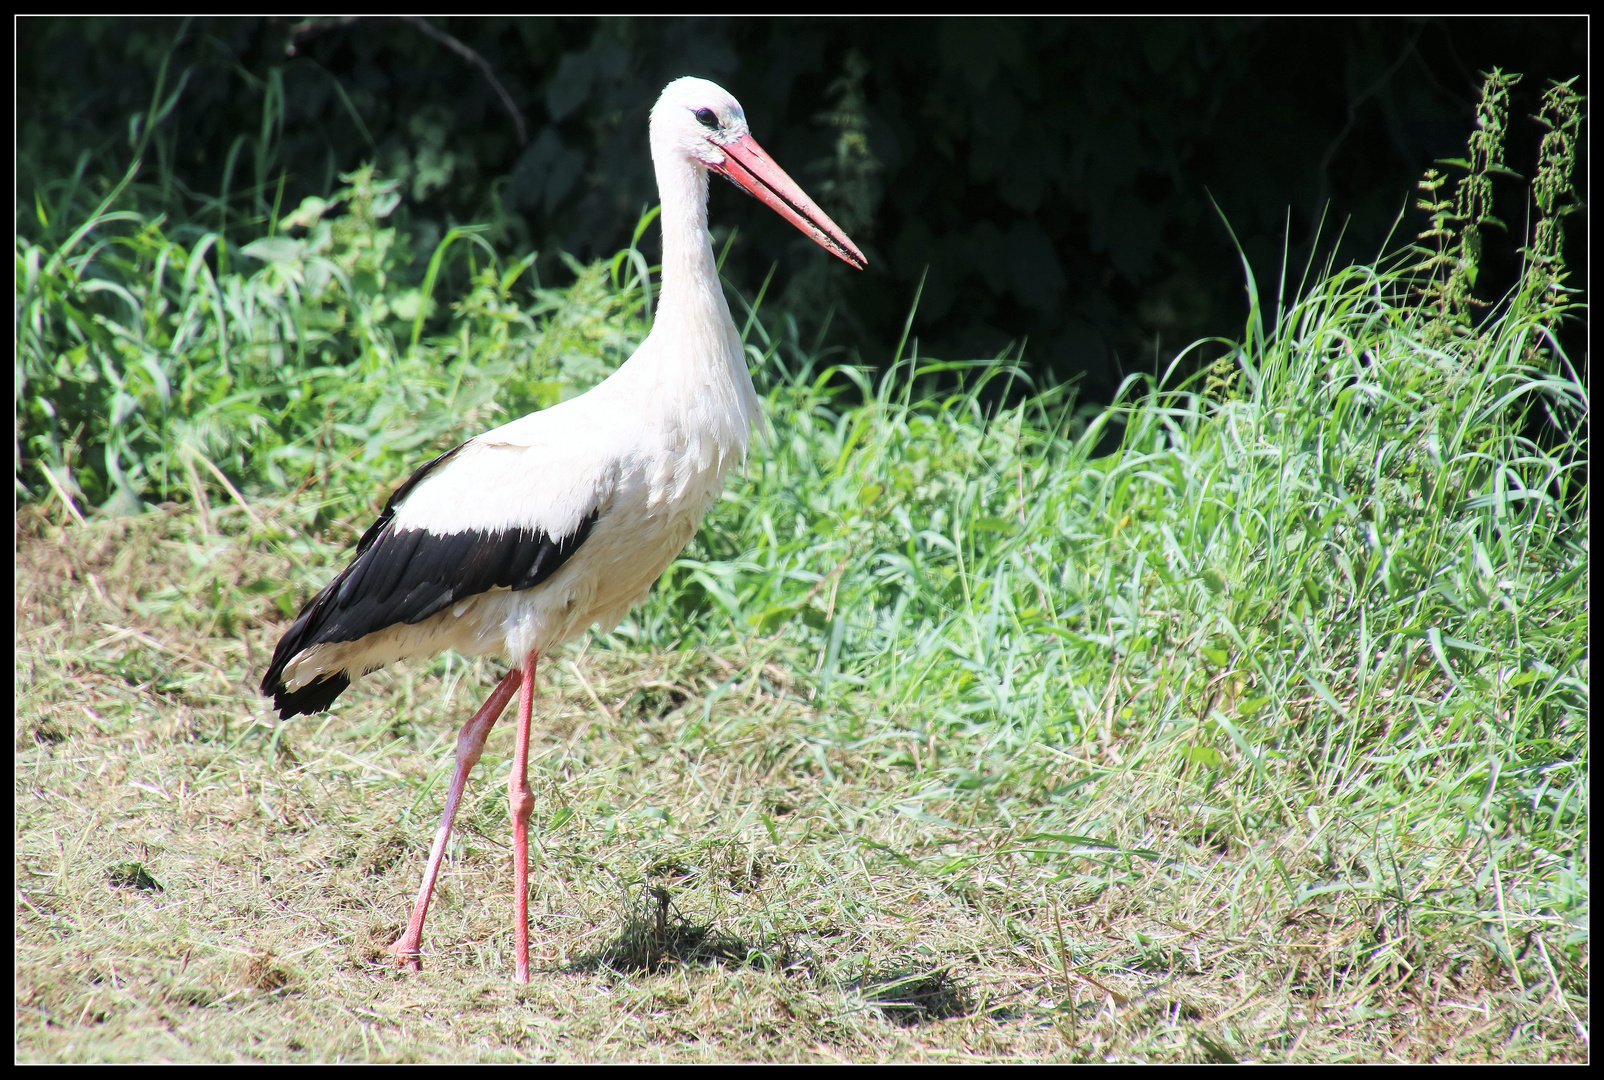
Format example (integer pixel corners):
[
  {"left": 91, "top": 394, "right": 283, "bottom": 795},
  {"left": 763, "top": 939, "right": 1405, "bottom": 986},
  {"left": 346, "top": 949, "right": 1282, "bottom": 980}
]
[{"left": 389, "top": 940, "right": 424, "bottom": 972}]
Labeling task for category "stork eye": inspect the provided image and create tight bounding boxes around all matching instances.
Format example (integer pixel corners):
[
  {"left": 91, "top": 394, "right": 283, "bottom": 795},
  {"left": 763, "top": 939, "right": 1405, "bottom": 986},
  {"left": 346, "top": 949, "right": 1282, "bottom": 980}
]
[{"left": 694, "top": 107, "right": 719, "bottom": 129}]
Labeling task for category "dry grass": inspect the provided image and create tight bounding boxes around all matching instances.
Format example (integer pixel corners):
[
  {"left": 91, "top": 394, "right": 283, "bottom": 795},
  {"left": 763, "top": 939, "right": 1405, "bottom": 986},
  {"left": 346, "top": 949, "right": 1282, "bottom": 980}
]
[{"left": 15, "top": 507, "right": 1586, "bottom": 1062}]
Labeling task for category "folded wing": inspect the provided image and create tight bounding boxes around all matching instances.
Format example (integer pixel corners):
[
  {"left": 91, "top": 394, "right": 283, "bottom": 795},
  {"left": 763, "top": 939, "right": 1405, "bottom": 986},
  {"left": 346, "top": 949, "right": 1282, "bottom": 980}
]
[{"left": 261, "top": 436, "right": 607, "bottom": 719}]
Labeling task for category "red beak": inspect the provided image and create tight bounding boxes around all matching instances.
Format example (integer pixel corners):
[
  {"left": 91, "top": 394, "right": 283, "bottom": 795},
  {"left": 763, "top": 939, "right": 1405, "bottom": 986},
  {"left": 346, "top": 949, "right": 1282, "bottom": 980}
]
[{"left": 711, "top": 133, "right": 867, "bottom": 271}]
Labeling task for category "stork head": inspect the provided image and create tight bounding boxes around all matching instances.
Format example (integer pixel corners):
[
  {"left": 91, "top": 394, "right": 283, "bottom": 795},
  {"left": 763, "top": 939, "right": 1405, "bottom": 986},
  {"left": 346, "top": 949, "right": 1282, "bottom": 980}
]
[{"left": 651, "top": 77, "right": 867, "bottom": 271}]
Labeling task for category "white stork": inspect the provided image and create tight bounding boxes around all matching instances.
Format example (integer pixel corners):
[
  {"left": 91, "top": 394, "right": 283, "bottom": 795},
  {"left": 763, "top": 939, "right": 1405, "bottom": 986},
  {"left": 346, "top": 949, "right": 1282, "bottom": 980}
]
[{"left": 261, "top": 77, "right": 865, "bottom": 983}]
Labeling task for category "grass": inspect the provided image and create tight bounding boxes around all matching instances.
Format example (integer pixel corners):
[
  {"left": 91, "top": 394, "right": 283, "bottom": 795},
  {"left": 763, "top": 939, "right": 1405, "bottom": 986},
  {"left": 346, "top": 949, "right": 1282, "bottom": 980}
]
[
  {"left": 14, "top": 74, "right": 1589, "bottom": 1062},
  {"left": 15, "top": 486, "right": 1585, "bottom": 1062}
]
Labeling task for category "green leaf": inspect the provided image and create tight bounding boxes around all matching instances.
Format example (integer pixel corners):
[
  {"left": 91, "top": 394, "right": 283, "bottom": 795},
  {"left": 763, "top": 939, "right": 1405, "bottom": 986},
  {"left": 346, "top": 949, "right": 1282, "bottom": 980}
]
[
  {"left": 239, "top": 236, "right": 303, "bottom": 264},
  {"left": 749, "top": 604, "right": 800, "bottom": 634},
  {"left": 278, "top": 196, "right": 330, "bottom": 230}
]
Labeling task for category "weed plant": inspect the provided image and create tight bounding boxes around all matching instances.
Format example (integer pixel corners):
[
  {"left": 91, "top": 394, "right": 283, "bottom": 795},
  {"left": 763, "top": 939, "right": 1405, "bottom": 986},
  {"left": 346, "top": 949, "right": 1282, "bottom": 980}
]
[{"left": 15, "top": 71, "right": 1587, "bottom": 1061}]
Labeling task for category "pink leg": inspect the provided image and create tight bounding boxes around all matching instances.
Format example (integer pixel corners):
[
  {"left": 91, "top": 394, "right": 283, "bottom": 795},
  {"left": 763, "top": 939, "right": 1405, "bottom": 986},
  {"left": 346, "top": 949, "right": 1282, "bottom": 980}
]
[
  {"left": 509, "top": 651, "right": 539, "bottom": 984},
  {"left": 390, "top": 667, "right": 520, "bottom": 971}
]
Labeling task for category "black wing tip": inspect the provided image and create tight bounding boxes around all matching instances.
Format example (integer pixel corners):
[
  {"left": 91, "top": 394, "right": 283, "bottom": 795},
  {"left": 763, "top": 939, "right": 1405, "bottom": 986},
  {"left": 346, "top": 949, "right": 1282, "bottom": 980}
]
[{"left": 266, "top": 673, "right": 352, "bottom": 720}]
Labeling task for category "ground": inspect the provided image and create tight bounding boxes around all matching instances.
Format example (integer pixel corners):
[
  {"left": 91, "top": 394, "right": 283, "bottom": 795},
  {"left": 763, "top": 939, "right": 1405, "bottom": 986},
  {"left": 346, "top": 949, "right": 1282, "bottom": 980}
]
[{"left": 14, "top": 508, "right": 1585, "bottom": 1062}]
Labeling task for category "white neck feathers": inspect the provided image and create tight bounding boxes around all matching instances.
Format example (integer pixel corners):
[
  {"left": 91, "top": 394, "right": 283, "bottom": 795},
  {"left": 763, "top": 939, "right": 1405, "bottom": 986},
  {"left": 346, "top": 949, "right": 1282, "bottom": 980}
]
[{"left": 638, "top": 149, "right": 758, "bottom": 457}]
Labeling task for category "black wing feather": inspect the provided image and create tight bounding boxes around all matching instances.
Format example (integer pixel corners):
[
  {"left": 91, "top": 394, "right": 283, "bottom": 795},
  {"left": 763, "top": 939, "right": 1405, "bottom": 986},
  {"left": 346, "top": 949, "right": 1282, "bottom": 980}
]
[{"left": 261, "top": 443, "right": 599, "bottom": 720}]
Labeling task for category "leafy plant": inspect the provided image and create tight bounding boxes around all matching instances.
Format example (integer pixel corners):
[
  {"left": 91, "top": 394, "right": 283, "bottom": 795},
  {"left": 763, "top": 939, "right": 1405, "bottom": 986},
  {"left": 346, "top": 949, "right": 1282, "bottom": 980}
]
[
  {"left": 1412, "top": 69, "right": 1522, "bottom": 339},
  {"left": 1518, "top": 77, "right": 1585, "bottom": 331}
]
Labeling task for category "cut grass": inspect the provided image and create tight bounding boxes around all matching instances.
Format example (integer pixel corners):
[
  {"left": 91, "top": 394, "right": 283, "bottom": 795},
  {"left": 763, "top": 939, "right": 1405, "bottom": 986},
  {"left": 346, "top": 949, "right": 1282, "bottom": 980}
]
[{"left": 14, "top": 440, "right": 1586, "bottom": 1062}]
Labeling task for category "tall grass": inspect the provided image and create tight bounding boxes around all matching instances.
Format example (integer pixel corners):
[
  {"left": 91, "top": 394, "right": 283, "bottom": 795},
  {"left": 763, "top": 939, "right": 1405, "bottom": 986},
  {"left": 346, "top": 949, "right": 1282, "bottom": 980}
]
[
  {"left": 668, "top": 252, "right": 1587, "bottom": 963},
  {"left": 15, "top": 69, "right": 1588, "bottom": 1046}
]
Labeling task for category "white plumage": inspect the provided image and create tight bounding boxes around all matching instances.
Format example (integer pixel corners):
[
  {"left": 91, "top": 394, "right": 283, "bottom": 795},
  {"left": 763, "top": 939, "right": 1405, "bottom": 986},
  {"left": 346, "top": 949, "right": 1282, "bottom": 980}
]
[
  {"left": 278, "top": 313, "right": 757, "bottom": 690},
  {"left": 260, "top": 76, "right": 864, "bottom": 982}
]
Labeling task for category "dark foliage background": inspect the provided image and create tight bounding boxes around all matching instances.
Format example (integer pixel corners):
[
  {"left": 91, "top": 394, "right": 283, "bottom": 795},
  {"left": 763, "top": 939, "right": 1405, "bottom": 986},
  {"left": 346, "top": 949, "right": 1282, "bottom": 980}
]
[{"left": 17, "top": 16, "right": 1587, "bottom": 398}]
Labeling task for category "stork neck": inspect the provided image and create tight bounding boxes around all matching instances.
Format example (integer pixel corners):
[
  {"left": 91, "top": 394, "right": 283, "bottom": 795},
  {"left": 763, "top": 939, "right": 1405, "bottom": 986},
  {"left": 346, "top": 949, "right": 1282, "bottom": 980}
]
[
  {"left": 653, "top": 156, "right": 722, "bottom": 331},
  {"left": 643, "top": 148, "right": 758, "bottom": 453}
]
